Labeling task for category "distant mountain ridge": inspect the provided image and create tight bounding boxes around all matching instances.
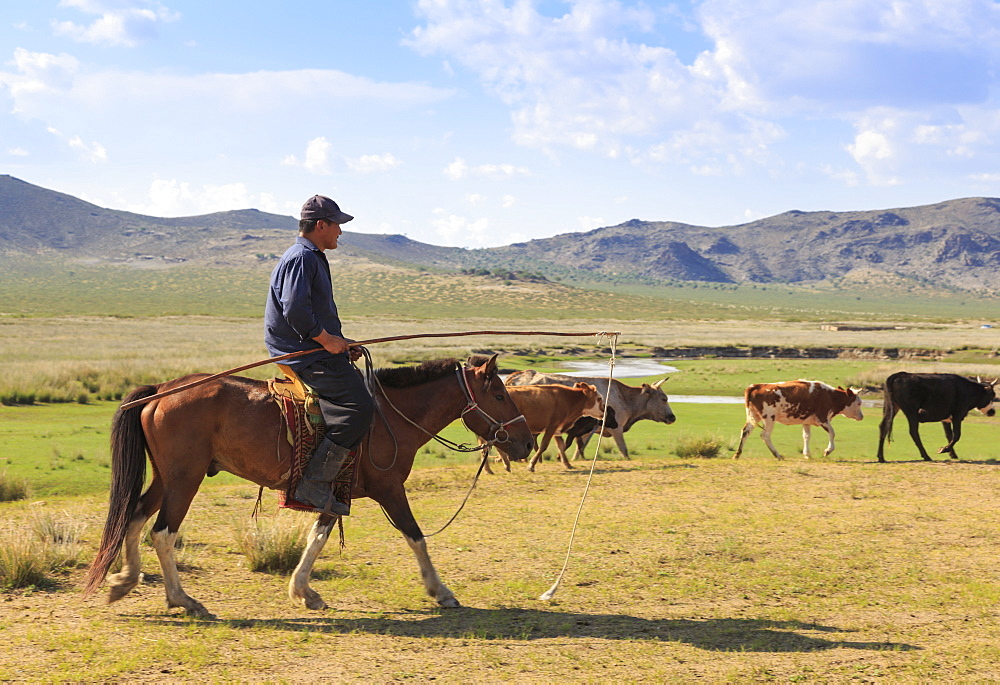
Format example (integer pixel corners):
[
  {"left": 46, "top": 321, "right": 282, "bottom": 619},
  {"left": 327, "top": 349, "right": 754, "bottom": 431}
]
[{"left": 3, "top": 174, "right": 1000, "bottom": 291}]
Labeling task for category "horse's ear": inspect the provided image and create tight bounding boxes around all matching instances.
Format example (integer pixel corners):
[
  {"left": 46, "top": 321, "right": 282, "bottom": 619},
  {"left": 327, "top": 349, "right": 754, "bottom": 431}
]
[{"left": 474, "top": 353, "right": 499, "bottom": 378}]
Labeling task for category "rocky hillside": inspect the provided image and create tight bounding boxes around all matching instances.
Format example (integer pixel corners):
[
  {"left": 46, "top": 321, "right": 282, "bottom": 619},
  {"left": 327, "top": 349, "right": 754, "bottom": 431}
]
[{"left": 3, "top": 175, "right": 1000, "bottom": 291}]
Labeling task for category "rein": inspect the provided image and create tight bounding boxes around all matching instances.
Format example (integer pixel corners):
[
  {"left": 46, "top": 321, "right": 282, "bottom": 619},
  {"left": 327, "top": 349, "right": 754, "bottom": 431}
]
[{"left": 365, "top": 355, "right": 526, "bottom": 538}]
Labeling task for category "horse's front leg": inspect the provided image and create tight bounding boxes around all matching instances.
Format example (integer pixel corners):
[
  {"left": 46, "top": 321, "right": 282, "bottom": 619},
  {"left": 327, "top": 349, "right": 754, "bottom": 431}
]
[
  {"left": 289, "top": 515, "right": 338, "bottom": 610},
  {"left": 376, "top": 483, "right": 459, "bottom": 608}
]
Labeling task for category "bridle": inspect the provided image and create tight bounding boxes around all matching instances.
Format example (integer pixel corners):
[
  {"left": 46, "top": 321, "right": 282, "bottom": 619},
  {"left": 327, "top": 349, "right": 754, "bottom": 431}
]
[{"left": 455, "top": 363, "right": 526, "bottom": 448}]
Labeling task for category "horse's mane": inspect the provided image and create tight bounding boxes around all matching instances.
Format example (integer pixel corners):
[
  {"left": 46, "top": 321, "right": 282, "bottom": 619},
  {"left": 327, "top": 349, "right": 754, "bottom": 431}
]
[{"left": 374, "top": 355, "right": 491, "bottom": 389}]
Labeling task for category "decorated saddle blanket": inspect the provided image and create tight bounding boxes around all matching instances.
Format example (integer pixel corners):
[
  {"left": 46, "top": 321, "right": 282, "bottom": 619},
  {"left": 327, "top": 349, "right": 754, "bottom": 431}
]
[{"left": 267, "top": 364, "right": 356, "bottom": 510}]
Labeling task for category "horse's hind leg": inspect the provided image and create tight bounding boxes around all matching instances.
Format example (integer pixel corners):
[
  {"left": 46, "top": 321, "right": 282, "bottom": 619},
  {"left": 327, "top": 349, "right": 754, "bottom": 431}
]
[
  {"left": 150, "top": 476, "right": 212, "bottom": 618},
  {"left": 107, "top": 478, "right": 162, "bottom": 603},
  {"left": 289, "top": 515, "right": 338, "bottom": 610}
]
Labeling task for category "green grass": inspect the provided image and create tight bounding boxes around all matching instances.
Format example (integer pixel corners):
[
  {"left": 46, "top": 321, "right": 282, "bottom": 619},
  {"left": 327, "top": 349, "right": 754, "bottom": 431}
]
[{"left": 7, "top": 362, "right": 1000, "bottom": 499}]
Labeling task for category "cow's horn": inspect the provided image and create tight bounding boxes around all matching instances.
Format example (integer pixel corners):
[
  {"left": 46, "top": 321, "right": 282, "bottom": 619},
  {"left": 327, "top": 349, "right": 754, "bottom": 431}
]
[{"left": 651, "top": 378, "right": 668, "bottom": 389}]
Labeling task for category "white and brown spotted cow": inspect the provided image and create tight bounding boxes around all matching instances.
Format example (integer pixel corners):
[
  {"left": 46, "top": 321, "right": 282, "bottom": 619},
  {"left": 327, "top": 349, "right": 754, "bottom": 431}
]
[{"left": 733, "top": 380, "right": 864, "bottom": 460}]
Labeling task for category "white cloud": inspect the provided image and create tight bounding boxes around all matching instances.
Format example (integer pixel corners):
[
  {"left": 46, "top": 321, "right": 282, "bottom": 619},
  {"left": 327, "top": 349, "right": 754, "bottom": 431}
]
[
  {"left": 0, "top": 50, "right": 452, "bottom": 126},
  {"left": 578, "top": 216, "right": 605, "bottom": 231},
  {"left": 281, "top": 137, "right": 332, "bottom": 174},
  {"left": 131, "top": 179, "right": 278, "bottom": 216},
  {"left": 345, "top": 152, "right": 402, "bottom": 173},
  {"left": 52, "top": 0, "right": 180, "bottom": 48},
  {"left": 443, "top": 156, "right": 529, "bottom": 180},
  {"left": 431, "top": 208, "right": 491, "bottom": 246},
  {"left": 501, "top": 194, "right": 515, "bottom": 208},
  {"left": 8, "top": 147, "right": 29, "bottom": 156},
  {"left": 46, "top": 125, "right": 107, "bottom": 162},
  {"left": 409, "top": 0, "right": 1000, "bottom": 185}
]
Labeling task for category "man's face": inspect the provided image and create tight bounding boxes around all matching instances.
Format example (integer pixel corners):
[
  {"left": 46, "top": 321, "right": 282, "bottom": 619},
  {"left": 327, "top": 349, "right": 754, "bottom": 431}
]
[{"left": 316, "top": 219, "right": 342, "bottom": 250}]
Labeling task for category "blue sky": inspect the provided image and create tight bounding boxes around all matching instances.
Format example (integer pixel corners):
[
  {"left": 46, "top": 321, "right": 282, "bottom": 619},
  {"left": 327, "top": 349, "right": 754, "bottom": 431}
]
[{"left": 3, "top": 1, "right": 1000, "bottom": 248}]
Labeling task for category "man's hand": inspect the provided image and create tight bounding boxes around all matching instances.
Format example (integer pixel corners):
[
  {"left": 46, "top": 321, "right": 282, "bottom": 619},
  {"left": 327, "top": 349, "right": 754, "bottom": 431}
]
[{"left": 313, "top": 330, "right": 350, "bottom": 355}]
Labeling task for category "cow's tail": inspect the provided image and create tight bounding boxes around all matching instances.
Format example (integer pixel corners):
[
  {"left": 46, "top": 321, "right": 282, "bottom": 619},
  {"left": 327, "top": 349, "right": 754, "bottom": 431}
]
[
  {"left": 744, "top": 385, "right": 763, "bottom": 427},
  {"left": 880, "top": 373, "right": 902, "bottom": 443},
  {"left": 83, "top": 385, "right": 156, "bottom": 596}
]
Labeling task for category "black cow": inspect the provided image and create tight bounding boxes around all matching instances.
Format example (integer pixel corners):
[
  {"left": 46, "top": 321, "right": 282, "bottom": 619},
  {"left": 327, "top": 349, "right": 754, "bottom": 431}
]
[
  {"left": 561, "top": 406, "right": 618, "bottom": 461},
  {"left": 877, "top": 372, "right": 997, "bottom": 462}
]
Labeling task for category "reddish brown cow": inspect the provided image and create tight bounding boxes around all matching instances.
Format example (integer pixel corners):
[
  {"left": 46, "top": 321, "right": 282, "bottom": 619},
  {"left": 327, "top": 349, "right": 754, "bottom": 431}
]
[
  {"left": 486, "top": 383, "right": 607, "bottom": 472},
  {"left": 734, "top": 380, "right": 864, "bottom": 460}
]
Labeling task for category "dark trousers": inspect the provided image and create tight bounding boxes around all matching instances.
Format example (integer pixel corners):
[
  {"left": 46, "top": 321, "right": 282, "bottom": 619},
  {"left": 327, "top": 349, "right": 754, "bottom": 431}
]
[{"left": 296, "top": 355, "right": 375, "bottom": 450}]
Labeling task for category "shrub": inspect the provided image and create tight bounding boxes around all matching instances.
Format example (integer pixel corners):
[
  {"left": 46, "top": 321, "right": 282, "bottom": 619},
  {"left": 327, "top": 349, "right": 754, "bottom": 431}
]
[
  {"left": 0, "top": 532, "right": 49, "bottom": 589},
  {"left": 674, "top": 435, "right": 725, "bottom": 459},
  {"left": 234, "top": 516, "right": 310, "bottom": 574},
  {"left": 0, "top": 514, "right": 84, "bottom": 590},
  {"left": 0, "top": 472, "right": 29, "bottom": 502},
  {"left": 28, "top": 511, "right": 84, "bottom": 570}
]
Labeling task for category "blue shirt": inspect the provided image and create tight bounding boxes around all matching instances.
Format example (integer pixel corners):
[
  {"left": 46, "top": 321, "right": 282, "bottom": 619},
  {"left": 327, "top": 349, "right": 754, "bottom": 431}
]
[{"left": 264, "top": 236, "right": 344, "bottom": 369}]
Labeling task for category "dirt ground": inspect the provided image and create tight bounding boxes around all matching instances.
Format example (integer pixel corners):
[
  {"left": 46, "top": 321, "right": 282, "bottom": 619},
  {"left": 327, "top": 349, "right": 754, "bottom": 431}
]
[{"left": 5, "top": 458, "right": 1000, "bottom": 682}]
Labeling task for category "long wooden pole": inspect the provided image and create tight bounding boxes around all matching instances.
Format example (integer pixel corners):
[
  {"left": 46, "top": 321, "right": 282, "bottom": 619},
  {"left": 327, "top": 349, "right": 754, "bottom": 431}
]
[{"left": 118, "top": 329, "right": 620, "bottom": 410}]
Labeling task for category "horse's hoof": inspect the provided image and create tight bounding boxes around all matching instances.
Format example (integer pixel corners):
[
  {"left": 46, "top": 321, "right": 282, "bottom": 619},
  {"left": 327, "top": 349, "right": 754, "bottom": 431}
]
[
  {"left": 183, "top": 602, "right": 214, "bottom": 619},
  {"left": 438, "top": 597, "right": 461, "bottom": 608},
  {"left": 305, "top": 595, "right": 328, "bottom": 611}
]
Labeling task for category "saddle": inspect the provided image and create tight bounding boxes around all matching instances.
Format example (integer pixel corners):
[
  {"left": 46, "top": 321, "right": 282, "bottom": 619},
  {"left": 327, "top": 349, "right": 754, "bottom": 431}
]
[{"left": 268, "top": 364, "right": 356, "bottom": 511}]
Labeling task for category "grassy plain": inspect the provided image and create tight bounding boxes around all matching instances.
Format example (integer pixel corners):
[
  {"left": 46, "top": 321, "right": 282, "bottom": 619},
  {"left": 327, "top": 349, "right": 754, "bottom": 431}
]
[
  {"left": 4, "top": 255, "right": 1000, "bottom": 680},
  {"left": 4, "top": 452, "right": 1000, "bottom": 680}
]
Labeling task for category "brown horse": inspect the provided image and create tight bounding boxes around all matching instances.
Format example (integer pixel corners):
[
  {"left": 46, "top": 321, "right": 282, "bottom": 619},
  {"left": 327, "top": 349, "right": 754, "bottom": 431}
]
[{"left": 83, "top": 354, "right": 532, "bottom": 617}]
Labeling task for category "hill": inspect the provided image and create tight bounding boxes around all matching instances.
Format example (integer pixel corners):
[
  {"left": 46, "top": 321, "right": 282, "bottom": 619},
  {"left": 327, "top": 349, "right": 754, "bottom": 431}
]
[{"left": 3, "top": 175, "right": 1000, "bottom": 293}]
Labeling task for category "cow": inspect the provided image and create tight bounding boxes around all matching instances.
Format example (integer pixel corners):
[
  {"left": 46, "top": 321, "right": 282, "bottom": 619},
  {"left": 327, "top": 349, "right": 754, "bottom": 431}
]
[
  {"left": 486, "top": 382, "right": 607, "bottom": 472},
  {"left": 876, "top": 372, "right": 997, "bottom": 462},
  {"left": 505, "top": 370, "right": 675, "bottom": 459},
  {"left": 733, "top": 380, "right": 864, "bottom": 460},
  {"left": 560, "top": 406, "right": 619, "bottom": 459}
]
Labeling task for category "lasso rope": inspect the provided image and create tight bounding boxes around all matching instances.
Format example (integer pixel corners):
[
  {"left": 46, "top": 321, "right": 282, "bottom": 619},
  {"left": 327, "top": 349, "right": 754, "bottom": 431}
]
[
  {"left": 119, "top": 329, "right": 618, "bottom": 410},
  {"left": 539, "top": 331, "right": 619, "bottom": 601}
]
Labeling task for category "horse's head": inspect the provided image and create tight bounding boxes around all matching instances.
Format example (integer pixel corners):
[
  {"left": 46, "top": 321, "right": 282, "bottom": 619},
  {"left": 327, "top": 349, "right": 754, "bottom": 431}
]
[{"left": 462, "top": 354, "right": 534, "bottom": 463}]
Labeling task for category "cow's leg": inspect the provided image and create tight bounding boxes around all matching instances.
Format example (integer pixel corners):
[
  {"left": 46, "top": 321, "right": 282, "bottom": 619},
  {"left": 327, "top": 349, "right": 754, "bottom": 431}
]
[
  {"left": 759, "top": 420, "right": 784, "bottom": 459},
  {"left": 571, "top": 433, "right": 592, "bottom": 460},
  {"left": 528, "top": 429, "right": 556, "bottom": 472},
  {"left": 288, "top": 515, "right": 338, "bottom": 610},
  {"left": 733, "top": 421, "right": 755, "bottom": 459},
  {"left": 877, "top": 405, "right": 899, "bottom": 463},
  {"left": 609, "top": 426, "right": 630, "bottom": 460},
  {"left": 820, "top": 421, "right": 836, "bottom": 457},
  {"left": 554, "top": 436, "right": 573, "bottom": 469},
  {"left": 939, "top": 420, "right": 960, "bottom": 459},
  {"left": 801, "top": 425, "right": 812, "bottom": 458},
  {"left": 906, "top": 415, "right": 933, "bottom": 461}
]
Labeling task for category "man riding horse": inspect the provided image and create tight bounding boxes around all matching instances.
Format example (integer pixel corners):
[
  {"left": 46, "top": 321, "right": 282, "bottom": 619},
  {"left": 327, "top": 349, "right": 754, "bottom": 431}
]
[{"left": 264, "top": 194, "right": 375, "bottom": 515}]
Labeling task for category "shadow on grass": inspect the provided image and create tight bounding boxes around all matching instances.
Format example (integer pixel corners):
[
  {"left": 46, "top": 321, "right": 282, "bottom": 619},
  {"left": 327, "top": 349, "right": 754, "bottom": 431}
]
[{"left": 143, "top": 607, "right": 919, "bottom": 654}]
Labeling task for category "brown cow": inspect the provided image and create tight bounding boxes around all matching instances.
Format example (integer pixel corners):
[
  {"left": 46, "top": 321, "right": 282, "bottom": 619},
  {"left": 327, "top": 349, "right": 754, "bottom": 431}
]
[
  {"left": 734, "top": 380, "right": 864, "bottom": 460},
  {"left": 485, "top": 383, "right": 607, "bottom": 472}
]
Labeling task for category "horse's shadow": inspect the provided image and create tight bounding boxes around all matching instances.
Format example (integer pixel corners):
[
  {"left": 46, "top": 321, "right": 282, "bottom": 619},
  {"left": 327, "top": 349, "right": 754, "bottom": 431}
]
[{"left": 140, "top": 607, "right": 918, "bottom": 654}]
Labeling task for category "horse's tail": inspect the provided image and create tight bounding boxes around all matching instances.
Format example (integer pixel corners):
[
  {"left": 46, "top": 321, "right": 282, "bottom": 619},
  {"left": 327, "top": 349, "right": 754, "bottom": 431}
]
[
  {"left": 83, "top": 385, "right": 156, "bottom": 596},
  {"left": 880, "top": 374, "right": 900, "bottom": 443}
]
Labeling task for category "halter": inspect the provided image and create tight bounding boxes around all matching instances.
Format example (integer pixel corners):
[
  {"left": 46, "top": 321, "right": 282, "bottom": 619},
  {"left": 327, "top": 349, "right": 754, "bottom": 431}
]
[{"left": 455, "top": 363, "right": 526, "bottom": 446}]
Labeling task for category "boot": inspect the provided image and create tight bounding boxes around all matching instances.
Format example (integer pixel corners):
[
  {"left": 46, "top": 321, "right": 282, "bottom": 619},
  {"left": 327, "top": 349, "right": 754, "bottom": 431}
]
[{"left": 290, "top": 437, "right": 352, "bottom": 516}]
